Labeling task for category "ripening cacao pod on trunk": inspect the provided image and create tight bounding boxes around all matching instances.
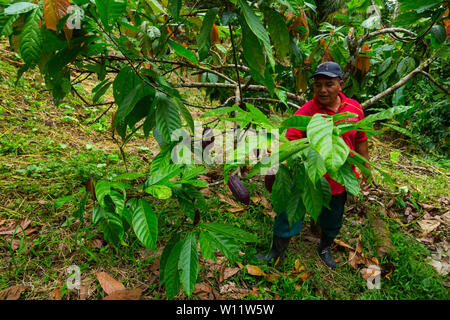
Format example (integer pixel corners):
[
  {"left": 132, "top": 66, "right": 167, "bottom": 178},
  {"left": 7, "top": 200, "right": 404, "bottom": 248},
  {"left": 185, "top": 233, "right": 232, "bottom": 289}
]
[
  {"left": 264, "top": 172, "right": 276, "bottom": 193},
  {"left": 227, "top": 176, "right": 250, "bottom": 205}
]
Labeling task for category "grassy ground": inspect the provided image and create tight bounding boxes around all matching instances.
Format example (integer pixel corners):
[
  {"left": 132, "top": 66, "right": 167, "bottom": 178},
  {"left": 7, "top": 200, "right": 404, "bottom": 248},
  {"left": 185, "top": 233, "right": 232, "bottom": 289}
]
[{"left": 0, "top": 47, "right": 448, "bottom": 300}]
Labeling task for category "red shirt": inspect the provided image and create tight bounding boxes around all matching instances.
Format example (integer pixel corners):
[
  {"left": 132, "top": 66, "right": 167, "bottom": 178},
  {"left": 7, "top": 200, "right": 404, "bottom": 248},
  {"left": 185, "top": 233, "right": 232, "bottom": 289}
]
[{"left": 285, "top": 92, "right": 368, "bottom": 195}]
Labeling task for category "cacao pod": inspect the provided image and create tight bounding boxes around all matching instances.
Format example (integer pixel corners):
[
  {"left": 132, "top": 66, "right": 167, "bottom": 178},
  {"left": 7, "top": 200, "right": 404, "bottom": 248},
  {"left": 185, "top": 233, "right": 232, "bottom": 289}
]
[
  {"left": 264, "top": 173, "right": 276, "bottom": 193},
  {"left": 227, "top": 176, "right": 250, "bottom": 205},
  {"left": 202, "top": 127, "right": 215, "bottom": 150},
  {"left": 210, "top": 24, "right": 220, "bottom": 44}
]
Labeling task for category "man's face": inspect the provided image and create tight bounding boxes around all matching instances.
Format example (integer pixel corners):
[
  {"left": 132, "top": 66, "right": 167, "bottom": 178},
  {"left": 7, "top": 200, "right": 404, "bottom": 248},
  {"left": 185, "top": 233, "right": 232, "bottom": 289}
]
[{"left": 313, "top": 75, "right": 343, "bottom": 106}]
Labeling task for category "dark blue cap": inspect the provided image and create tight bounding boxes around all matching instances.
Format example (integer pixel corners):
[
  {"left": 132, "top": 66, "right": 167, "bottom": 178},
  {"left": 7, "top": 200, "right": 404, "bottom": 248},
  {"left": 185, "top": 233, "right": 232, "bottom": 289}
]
[{"left": 313, "top": 61, "right": 342, "bottom": 79}]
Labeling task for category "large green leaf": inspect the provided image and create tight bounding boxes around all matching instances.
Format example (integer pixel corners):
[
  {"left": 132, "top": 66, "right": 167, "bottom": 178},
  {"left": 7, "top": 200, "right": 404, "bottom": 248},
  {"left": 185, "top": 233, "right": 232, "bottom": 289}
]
[
  {"left": 266, "top": 9, "right": 290, "bottom": 59},
  {"left": 242, "top": 19, "right": 265, "bottom": 78},
  {"left": 4, "top": 2, "right": 38, "bottom": 15},
  {"left": 0, "top": 14, "right": 18, "bottom": 37},
  {"left": 199, "top": 222, "right": 258, "bottom": 243},
  {"left": 95, "top": 0, "right": 126, "bottom": 32},
  {"left": 237, "top": 0, "right": 274, "bottom": 69},
  {"left": 271, "top": 164, "right": 292, "bottom": 214},
  {"left": 305, "top": 147, "right": 327, "bottom": 184},
  {"left": 328, "top": 161, "right": 360, "bottom": 196},
  {"left": 280, "top": 114, "right": 311, "bottom": 131},
  {"left": 168, "top": 0, "right": 182, "bottom": 21},
  {"left": 131, "top": 199, "right": 158, "bottom": 249},
  {"left": 164, "top": 240, "right": 182, "bottom": 299},
  {"left": 144, "top": 184, "right": 173, "bottom": 199},
  {"left": 155, "top": 92, "right": 182, "bottom": 142},
  {"left": 168, "top": 39, "right": 198, "bottom": 65},
  {"left": 307, "top": 114, "right": 349, "bottom": 173},
  {"left": 159, "top": 233, "right": 180, "bottom": 284},
  {"left": 102, "top": 212, "right": 124, "bottom": 246},
  {"left": 198, "top": 231, "right": 217, "bottom": 261},
  {"left": 285, "top": 193, "right": 306, "bottom": 227},
  {"left": 197, "top": 7, "right": 219, "bottom": 60},
  {"left": 178, "top": 233, "right": 199, "bottom": 297},
  {"left": 19, "top": 8, "right": 42, "bottom": 65},
  {"left": 207, "top": 230, "right": 240, "bottom": 262},
  {"left": 301, "top": 175, "right": 323, "bottom": 222}
]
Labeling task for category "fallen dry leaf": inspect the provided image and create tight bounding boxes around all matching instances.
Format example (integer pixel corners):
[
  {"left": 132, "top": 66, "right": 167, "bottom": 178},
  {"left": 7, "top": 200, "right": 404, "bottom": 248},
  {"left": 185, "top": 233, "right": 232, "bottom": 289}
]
[
  {"left": 194, "top": 282, "right": 223, "bottom": 300},
  {"left": 95, "top": 272, "right": 125, "bottom": 295},
  {"left": 265, "top": 273, "right": 281, "bottom": 283},
  {"left": 103, "top": 288, "right": 142, "bottom": 300},
  {"left": 299, "top": 271, "right": 313, "bottom": 281},
  {"left": 334, "top": 239, "right": 354, "bottom": 250},
  {"left": 417, "top": 219, "right": 440, "bottom": 236},
  {"left": 0, "top": 285, "right": 27, "bottom": 300},
  {"left": 90, "top": 239, "right": 103, "bottom": 249},
  {"left": 51, "top": 288, "right": 62, "bottom": 300},
  {"left": 246, "top": 265, "right": 266, "bottom": 277},
  {"left": 79, "top": 277, "right": 94, "bottom": 300},
  {"left": 223, "top": 267, "right": 240, "bottom": 281}
]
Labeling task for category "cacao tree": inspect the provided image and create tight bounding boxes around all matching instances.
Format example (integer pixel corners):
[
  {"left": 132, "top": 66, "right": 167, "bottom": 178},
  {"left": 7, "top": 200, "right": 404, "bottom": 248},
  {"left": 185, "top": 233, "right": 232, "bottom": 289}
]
[{"left": 0, "top": 0, "right": 448, "bottom": 299}]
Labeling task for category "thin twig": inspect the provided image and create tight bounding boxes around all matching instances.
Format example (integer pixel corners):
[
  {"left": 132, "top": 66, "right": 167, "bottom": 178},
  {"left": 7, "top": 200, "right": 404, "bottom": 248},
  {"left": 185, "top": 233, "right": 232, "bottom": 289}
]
[{"left": 419, "top": 70, "right": 450, "bottom": 95}]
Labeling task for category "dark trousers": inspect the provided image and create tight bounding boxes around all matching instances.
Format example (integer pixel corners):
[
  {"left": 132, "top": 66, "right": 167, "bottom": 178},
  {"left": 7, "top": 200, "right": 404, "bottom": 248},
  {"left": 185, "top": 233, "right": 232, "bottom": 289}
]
[{"left": 273, "top": 192, "right": 348, "bottom": 239}]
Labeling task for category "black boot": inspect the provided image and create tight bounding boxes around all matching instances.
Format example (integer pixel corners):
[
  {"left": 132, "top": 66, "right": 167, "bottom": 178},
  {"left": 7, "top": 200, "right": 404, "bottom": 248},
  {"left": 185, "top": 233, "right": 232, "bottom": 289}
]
[
  {"left": 255, "top": 235, "right": 290, "bottom": 263},
  {"left": 317, "top": 234, "right": 337, "bottom": 269}
]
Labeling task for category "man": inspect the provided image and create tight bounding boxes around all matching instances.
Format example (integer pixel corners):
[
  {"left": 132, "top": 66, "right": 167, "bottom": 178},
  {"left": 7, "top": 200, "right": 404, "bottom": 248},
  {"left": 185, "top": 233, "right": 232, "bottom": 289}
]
[{"left": 256, "top": 61, "right": 370, "bottom": 269}]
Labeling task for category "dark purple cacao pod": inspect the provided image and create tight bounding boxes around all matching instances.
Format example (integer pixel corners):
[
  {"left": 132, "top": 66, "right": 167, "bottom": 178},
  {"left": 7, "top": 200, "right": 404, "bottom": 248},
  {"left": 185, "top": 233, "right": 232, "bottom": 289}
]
[
  {"left": 202, "top": 127, "right": 215, "bottom": 150},
  {"left": 227, "top": 176, "right": 250, "bottom": 205},
  {"left": 264, "top": 174, "right": 276, "bottom": 193}
]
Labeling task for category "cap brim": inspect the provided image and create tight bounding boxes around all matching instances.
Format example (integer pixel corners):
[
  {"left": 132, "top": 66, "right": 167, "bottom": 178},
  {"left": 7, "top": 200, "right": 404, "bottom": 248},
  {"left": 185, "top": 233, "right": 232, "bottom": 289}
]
[{"left": 312, "top": 71, "right": 342, "bottom": 79}]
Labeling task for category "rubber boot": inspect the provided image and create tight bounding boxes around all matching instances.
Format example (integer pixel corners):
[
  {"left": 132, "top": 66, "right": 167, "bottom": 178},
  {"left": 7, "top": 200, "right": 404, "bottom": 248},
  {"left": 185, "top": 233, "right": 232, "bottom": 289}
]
[
  {"left": 317, "top": 234, "right": 337, "bottom": 269},
  {"left": 255, "top": 236, "right": 290, "bottom": 263}
]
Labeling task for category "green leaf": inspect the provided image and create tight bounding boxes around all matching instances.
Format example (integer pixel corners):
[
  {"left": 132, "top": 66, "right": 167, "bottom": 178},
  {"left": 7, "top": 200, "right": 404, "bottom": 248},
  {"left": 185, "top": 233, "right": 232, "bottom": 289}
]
[
  {"left": 178, "top": 233, "right": 199, "bottom": 297},
  {"left": 155, "top": 92, "right": 182, "bottom": 142},
  {"left": 199, "top": 222, "right": 258, "bottom": 243},
  {"left": 168, "top": 39, "right": 198, "bottom": 65},
  {"left": 237, "top": 0, "right": 274, "bottom": 69},
  {"left": 4, "top": 2, "right": 37, "bottom": 15},
  {"left": 159, "top": 233, "right": 180, "bottom": 284},
  {"left": 266, "top": 9, "right": 290, "bottom": 59},
  {"left": 164, "top": 240, "right": 183, "bottom": 299},
  {"left": 271, "top": 164, "right": 292, "bottom": 214},
  {"left": 431, "top": 24, "right": 446, "bottom": 44},
  {"left": 146, "top": 163, "right": 181, "bottom": 186},
  {"left": 197, "top": 7, "right": 219, "bottom": 60},
  {"left": 301, "top": 175, "right": 323, "bottom": 222},
  {"left": 319, "top": 176, "right": 332, "bottom": 209},
  {"left": 95, "top": 0, "right": 126, "bottom": 32},
  {"left": 131, "top": 199, "right": 158, "bottom": 249},
  {"left": 207, "top": 230, "right": 240, "bottom": 262},
  {"left": 307, "top": 114, "right": 349, "bottom": 173},
  {"left": 285, "top": 194, "right": 306, "bottom": 227},
  {"left": 92, "top": 80, "right": 112, "bottom": 103},
  {"left": 328, "top": 161, "right": 360, "bottom": 196},
  {"left": 305, "top": 147, "right": 327, "bottom": 183},
  {"left": 144, "top": 184, "right": 173, "bottom": 199},
  {"left": 174, "top": 98, "right": 195, "bottom": 134},
  {"left": 198, "top": 231, "right": 217, "bottom": 262},
  {"left": 92, "top": 205, "right": 106, "bottom": 224},
  {"left": 280, "top": 114, "right": 311, "bottom": 131},
  {"left": 102, "top": 212, "right": 124, "bottom": 246},
  {"left": 168, "top": 0, "right": 182, "bottom": 20},
  {"left": 357, "top": 105, "right": 413, "bottom": 128},
  {"left": 0, "top": 14, "right": 18, "bottom": 37},
  {"left": 242, "top": 19, "right": 265, "bottom": 78},
  {"left": 19, "top": 8, "right": 42, "bottom": 65}
]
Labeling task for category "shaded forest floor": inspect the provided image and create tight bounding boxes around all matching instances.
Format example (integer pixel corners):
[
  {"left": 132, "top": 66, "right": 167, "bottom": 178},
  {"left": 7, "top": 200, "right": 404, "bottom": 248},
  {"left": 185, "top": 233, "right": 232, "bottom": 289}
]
[{"left": 0, "top": 44, "right": 448, "bottom": 300}]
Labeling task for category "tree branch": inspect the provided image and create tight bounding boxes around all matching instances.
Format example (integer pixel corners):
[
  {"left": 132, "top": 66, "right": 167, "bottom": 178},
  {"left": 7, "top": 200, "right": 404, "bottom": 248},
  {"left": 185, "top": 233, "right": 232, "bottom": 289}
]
[
  {"left": 361, "top": 55, "right": 436, "bottom": 108},
  {"left": 419, "top": 70, "right": 450, "bottom": 95},
  {"left": 173, "top": 82, "right": 307, "bottom": 105}
]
